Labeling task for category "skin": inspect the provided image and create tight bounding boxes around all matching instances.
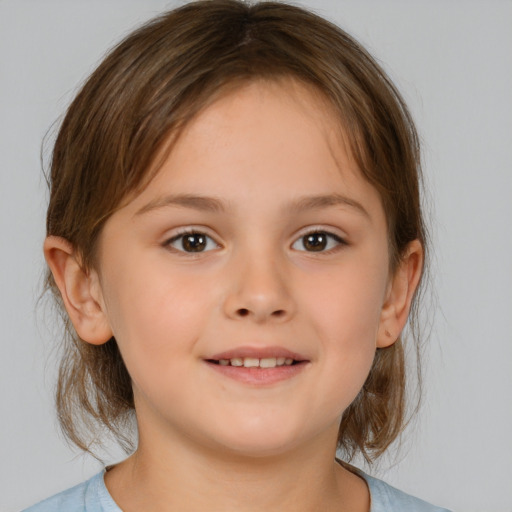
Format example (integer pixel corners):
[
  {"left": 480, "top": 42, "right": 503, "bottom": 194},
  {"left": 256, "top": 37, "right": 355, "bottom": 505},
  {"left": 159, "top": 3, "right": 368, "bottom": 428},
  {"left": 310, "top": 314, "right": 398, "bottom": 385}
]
[{"left": 45, "top": 79, "right": 423, "bottom": 511}]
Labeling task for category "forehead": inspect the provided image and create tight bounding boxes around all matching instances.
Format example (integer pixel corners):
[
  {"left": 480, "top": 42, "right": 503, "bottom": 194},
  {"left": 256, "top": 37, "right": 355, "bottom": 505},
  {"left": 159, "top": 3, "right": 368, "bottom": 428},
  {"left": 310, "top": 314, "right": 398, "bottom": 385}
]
[
  {"left": 121, "top": 78, "right": 383, "bottom": 223},
  {"left": 152, "top": 80, "right": 355, "bottom": 184}
]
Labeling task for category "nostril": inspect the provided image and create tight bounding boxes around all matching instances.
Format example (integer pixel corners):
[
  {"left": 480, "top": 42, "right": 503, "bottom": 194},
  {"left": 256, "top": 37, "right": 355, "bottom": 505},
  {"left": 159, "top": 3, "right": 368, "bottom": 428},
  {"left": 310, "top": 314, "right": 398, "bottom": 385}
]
[{"left": 234, "top": 308, "right": 287, "bottom": 319}]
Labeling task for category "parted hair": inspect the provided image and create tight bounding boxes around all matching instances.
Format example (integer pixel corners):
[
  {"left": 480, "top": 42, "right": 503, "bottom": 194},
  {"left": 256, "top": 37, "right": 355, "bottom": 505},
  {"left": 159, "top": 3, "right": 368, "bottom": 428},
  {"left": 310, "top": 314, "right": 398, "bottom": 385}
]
[{"left": 45, "top": 0, "right": 428, "bottom": 462}]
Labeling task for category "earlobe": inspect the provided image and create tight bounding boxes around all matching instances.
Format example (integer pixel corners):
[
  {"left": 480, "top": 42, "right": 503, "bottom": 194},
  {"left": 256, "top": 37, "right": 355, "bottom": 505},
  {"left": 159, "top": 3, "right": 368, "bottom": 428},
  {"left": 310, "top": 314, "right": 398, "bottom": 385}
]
[
  {"left": 377, "top": 240, "right": 423, "bottom": 348},
  {"left": 44, "top": 236, "right": 113, "bottom": 345}
]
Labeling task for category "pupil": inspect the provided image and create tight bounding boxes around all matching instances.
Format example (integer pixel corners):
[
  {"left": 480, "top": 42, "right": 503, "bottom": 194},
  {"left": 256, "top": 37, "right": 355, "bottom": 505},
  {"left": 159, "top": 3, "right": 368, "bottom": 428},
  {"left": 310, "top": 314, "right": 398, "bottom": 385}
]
[
  {"left": 304, "top": 233, "right": 327, "bottom": 251},
  {"left": 183, "top": 234, "right": 206, "bottom": 252}
]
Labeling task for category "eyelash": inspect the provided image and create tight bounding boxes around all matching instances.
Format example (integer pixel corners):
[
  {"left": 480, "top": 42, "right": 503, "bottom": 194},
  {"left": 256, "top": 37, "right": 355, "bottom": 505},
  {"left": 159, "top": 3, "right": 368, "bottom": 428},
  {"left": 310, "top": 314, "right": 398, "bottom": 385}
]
[
  {"left": 165, "top": 229, "right": 219, "bottom": 255},
  {"left": 164, "top": 228, "right": 347, "bottom": 255},
  {"left": 292, "top": 229, "right": 347, "bottom": 253}
]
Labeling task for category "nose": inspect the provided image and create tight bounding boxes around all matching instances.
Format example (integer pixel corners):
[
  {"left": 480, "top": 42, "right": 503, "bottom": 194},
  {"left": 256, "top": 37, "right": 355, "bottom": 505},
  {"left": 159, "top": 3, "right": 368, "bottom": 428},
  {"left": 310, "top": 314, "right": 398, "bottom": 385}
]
[{"left": 222, "top": 248, "right": 296, "bottom": 324}]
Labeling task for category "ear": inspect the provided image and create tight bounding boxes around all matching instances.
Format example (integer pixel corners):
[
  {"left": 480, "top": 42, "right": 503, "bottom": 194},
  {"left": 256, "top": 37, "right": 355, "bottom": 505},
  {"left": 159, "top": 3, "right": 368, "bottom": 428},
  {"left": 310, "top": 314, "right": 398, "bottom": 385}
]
[
  {"left": 44, "top": 236, "right": 113, "bottom": 345},
  {"left": 377, "top": 239, "right": 424, "bottom": 348}
]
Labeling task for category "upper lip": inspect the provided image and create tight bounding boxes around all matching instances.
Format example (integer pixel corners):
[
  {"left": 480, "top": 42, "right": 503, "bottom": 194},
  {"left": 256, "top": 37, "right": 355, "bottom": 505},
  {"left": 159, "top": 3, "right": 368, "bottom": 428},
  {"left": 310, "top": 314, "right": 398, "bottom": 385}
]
[{"left": 207, "top": 346, "right": 308, "bottom": 361}]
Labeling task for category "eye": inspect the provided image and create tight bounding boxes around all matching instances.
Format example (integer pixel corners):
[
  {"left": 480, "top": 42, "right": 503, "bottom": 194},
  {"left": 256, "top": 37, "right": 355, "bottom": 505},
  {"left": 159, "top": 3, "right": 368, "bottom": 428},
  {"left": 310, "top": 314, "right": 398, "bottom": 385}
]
[
  {"left": 166, "top": 231, "right": 219, "bottom": 253},
  {"left": 292, "top": 230, "right": 345, "bottom": 252}
]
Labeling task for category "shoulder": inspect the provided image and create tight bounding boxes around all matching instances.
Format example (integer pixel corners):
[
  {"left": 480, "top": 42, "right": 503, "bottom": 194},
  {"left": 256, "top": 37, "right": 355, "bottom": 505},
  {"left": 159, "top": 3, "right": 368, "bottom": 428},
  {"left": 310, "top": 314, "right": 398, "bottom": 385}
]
[
  {"left": 22, "top": 471, "right": 120, "bottom": 512},
  {"left": 362, "top": 473, "right": 452, "bottom": 512}
]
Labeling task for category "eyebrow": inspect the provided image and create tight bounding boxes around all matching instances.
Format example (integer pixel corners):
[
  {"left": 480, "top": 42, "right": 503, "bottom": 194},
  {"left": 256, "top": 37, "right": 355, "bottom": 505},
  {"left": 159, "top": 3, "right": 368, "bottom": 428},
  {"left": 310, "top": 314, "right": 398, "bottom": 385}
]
[
  {"left": 135, "top": 194, "right": 228, "bottom": 215},
  {"left": 135, "top": 193, "right": 369, "bottom": 218},
  {"left": 289, "top": 193, "right": 370, "bottom": 218}
]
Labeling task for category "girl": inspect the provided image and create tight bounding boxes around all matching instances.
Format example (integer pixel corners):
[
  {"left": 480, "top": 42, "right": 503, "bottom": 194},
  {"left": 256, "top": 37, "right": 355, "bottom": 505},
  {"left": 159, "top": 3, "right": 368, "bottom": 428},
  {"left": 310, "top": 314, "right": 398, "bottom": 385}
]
[{"left": 25, "top": 1, "right": 450, "bottom": 510}]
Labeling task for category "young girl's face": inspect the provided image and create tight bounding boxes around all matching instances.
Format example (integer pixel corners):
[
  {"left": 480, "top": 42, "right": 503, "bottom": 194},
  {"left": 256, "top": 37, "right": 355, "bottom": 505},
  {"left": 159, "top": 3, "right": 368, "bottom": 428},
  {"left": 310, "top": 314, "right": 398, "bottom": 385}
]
[{"left": 92, "top": 79, "right": 402, "bottom": 457}]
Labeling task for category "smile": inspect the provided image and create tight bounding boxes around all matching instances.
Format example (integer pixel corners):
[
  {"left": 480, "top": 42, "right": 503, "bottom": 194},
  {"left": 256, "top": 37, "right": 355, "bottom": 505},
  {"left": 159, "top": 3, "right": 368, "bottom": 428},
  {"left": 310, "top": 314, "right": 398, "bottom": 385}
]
[
  {"left": 204, "top": 347, "right": 309, "bottom": 385},
  {"left": 211, "top": 357, "right": 296, "bottom": 368}
]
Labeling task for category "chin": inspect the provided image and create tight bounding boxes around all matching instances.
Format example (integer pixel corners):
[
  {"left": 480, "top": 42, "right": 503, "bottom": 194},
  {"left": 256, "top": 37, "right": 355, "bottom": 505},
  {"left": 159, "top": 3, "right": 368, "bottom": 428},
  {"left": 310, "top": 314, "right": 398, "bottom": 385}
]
[
  {"left": 217, "top": 438, "right": 300, "bottom": 460},
  {"left": 205, "top": 416, "right": 315, "bottom": 459}
]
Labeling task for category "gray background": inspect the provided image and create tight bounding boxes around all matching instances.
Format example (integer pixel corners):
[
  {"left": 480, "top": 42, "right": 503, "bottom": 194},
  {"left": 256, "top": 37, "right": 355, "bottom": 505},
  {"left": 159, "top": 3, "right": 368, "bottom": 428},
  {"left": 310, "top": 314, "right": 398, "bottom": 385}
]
[{"left": 1, "top": 1, "right": 511, "bottom": 511}]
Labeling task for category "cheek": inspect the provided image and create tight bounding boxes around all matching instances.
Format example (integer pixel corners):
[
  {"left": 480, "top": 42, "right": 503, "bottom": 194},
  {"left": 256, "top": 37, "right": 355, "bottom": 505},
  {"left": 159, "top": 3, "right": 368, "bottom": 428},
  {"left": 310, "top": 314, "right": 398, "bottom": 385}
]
[
  {"left": 300, "top": 264, "right": 386, "bottom": 406},
  {"left": 101, "top": 259, "right": 214, "bottom": 378},
  {"left": 304, "top": 262, "right": 387, "bottom": 345}
]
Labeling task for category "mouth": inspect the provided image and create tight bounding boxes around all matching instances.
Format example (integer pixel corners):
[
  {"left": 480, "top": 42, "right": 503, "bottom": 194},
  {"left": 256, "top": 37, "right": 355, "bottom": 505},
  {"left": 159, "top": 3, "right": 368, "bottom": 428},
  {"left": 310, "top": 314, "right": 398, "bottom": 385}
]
[
  {"left": 206, "top": 356, "right": 302, "bottom": 368},
  {"left": 204, "top": 347, "right": 309, "bottom": 385}
]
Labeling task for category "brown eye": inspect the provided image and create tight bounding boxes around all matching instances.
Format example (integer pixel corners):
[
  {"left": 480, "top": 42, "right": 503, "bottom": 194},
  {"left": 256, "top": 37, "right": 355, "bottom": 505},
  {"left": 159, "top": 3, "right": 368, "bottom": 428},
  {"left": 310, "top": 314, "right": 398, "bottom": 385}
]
[
  {"left": 292, "top": 231, "right": 345, "bottom": 252},
  {"left": 167, "top": 232, "right": 218, "bottom": 253},
  {"left": 303, "top": 232, "right": 328, "bottom": 251},
  {"left": 182, "top": 233, "right": 207, "bottom": 252}
]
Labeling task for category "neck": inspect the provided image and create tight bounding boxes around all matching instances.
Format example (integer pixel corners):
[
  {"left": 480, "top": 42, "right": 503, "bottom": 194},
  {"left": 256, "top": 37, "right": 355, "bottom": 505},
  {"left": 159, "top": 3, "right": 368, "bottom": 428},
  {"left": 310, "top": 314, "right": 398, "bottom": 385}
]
[{"left": 104, "top": 422, "right": 369, "bottom": 512}]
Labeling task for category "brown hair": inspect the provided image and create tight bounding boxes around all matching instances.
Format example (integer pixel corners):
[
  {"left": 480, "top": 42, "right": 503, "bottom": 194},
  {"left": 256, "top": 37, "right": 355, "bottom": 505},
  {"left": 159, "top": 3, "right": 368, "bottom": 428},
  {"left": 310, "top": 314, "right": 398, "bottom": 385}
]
[{"left": 45, "top": 0, "right": 427, "bottom": 462}]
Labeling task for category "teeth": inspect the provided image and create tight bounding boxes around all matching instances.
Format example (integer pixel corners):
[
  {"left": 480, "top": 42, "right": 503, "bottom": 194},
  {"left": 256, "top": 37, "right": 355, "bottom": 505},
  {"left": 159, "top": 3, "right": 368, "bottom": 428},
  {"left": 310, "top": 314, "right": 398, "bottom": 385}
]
[
  {"left": 259, "top": 357, "right": 277, "bottom": 368},
  {"left": 243, "top": 357, "right": 259, "bottom": 368},
  {"left": 216, "top": 357, "right": 296, "bottom": 367}
]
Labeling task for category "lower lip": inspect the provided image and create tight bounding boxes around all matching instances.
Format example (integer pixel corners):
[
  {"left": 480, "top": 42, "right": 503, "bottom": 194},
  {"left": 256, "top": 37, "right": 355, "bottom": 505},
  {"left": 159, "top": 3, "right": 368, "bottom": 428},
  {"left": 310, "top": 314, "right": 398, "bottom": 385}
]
[{"left": 205, "top": 361, "right": 308, "bottom": 385}]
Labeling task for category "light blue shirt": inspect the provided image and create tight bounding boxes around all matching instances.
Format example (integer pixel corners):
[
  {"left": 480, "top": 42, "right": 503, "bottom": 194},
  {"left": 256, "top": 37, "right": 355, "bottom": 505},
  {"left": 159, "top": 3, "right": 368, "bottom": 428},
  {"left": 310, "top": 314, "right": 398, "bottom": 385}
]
[{"left": 23, "top": 470, "right": 451, "bottom": 511}]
